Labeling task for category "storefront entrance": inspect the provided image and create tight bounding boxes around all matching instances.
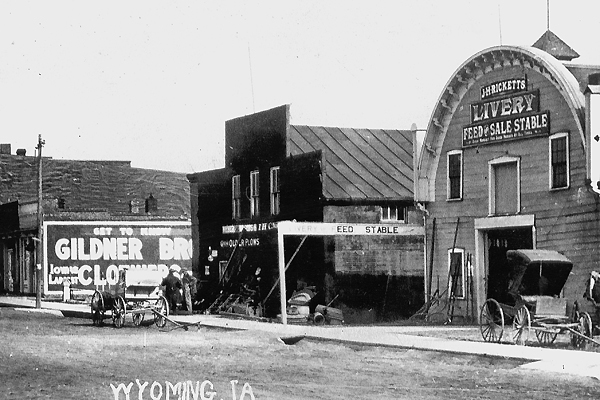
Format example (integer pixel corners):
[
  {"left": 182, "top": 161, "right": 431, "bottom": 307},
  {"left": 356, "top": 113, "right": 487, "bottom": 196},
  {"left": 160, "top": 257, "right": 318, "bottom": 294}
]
[{"left": 486, "top": 228, "right": 533, "bottom": 302}]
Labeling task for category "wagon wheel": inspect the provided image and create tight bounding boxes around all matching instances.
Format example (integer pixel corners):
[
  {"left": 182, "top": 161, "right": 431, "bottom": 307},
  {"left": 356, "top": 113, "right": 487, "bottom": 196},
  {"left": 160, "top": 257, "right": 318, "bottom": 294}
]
[
  {"left": 90, "top": 290, "right": 105, "bottom": 327},
  {"left": 571, "top": 312, "right": 593, "bottom": 349},
  {"left": 112, "top": 296, "right": 126, "bottom": 328},
  {"left": 132, "top": 311, "right": 145, "bottom": 326},
  {"left": 480, "top": 299, "right": 504, "bottom": 343},
  {"left": 153, "top": 295, "right": 169, "bottom": 328},
  {"left": 512, "top": 305, "right": 531, "bottom": 346},
  {"left": 581, "top": 312, "right": 594, "bottom": 348},
  {"left": 535, "top": 329, "right": 558, "bottom": 345}
]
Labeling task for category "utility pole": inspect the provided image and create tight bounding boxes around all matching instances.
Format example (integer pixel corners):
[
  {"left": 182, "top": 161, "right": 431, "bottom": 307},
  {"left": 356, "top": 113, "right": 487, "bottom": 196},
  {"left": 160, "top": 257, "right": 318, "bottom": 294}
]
[{"left": 36, "top": 134, "right": 45, "bottom": 309}]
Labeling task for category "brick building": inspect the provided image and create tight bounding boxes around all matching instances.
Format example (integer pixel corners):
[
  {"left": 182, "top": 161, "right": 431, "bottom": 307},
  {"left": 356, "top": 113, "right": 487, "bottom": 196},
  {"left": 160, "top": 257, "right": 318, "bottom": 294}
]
[
  {"left": 0, "top": 145, "right": 191, "bottom": 297},
  {"left": 188, "top": 105, "right": 425, "bottom": 323}
]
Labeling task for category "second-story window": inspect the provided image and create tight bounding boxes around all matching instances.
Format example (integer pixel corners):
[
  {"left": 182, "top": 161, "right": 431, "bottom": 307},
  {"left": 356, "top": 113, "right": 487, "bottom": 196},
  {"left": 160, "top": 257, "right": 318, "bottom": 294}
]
[
  {"left": 250, "top": 170, "right": 260, "bottom": 218},
  {"left": 270, "top": 166, "right": 280, "bottom": 216},
  {"left": 381, "top": 205, "right": 405, "bottom": 222},
  {"left": 232, "top": 175, "right": 241, "bottom": 219},
  {"left": 549, "top": 132, "right": 569, "bottom": 189},
  {"left": 447, "top": 150, "right": 463, "bottom": 200}
]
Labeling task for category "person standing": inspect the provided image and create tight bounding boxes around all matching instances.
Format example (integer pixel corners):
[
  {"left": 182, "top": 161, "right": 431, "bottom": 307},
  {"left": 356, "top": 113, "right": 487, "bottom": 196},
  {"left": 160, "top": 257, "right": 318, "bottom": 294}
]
[
  {"left": 161, "top": 266, "right": 182, "bottom": 314},
  {"left": 182, "top": 269, "right": 198, "bottom": 314}
]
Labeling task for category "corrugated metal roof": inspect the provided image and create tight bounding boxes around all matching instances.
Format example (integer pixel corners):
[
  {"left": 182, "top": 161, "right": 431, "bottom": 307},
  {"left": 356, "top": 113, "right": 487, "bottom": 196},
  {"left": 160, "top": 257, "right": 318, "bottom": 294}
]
[{"left": 288, "top": 125, "right": 414, "bottom": 200}]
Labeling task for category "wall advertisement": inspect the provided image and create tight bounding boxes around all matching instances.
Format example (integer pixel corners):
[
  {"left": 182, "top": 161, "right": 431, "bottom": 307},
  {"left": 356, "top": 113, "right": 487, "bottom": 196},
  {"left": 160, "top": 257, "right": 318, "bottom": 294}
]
[
  {"left": 44, "top": 221, "right": 192, "bottom": 293},
  {"left": 463, "top": 84, "right": 551, "bottom": 147}
]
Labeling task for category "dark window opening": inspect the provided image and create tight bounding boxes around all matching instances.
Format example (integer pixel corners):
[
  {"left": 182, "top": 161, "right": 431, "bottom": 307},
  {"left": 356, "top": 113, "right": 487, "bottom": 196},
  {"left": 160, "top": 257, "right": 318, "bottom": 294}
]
[
  {"left": 551, "top": 136, "right": 568, "bottom": 188},
  {"left": 145, "top": 194, "right": 158, "bottom": 213},
  {"left": 448, "top": 152, "right": 462, "bottom": 199}
]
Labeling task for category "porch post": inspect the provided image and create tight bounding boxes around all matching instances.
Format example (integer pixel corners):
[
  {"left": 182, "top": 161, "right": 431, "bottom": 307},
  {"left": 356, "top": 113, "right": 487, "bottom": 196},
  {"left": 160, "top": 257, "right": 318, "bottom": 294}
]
[{"left": 277, "top": 226, "right": 287, "bottom": 325}]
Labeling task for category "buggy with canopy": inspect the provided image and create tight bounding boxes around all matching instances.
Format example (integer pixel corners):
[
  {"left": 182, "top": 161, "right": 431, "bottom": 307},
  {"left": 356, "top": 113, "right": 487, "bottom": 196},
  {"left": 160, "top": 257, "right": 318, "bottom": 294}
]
[{"left": 480, "top": 249, "right": 594, "bottom": 347}]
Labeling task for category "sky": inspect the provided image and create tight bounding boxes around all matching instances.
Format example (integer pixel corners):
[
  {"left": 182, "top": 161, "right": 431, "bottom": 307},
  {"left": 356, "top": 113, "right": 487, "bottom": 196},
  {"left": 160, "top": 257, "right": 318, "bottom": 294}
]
[{"left": 2, "top": 0, "right": 600, "bottom": 174}]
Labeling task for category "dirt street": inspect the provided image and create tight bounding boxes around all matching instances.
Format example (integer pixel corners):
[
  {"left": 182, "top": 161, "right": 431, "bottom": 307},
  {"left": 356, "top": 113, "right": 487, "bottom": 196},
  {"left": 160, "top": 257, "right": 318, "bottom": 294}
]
[{"left": 1, "top": 308, "right": 599, "bottom": 400}]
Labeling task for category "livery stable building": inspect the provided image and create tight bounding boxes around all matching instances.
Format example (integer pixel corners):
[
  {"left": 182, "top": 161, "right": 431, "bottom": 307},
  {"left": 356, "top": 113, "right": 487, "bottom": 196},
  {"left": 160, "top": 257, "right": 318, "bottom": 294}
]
[
  {"left": 188, "top": 105, "right": 426, "bottom": 324},
  {"left": 0, "top": 147, "right": 192, "bottom": 298},
  {"left": 416, "top": 31, "right": 600, "bottom": 322}
]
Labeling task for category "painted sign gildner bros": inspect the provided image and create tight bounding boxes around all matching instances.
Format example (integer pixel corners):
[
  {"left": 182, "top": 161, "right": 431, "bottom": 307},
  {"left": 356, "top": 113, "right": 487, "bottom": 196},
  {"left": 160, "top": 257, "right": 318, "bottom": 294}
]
[
  {"left": 44, "top": 221, "right": 192, "bottom": 293},
  {"left": 463, "top": 76, "right": 550, "bottom": 147}
]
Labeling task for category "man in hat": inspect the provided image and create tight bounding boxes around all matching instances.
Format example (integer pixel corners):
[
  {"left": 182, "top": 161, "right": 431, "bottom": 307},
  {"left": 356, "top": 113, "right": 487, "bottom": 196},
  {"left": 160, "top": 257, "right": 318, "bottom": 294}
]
[{"left": 161, "top": 265, "right": 183, "bottom": 314}]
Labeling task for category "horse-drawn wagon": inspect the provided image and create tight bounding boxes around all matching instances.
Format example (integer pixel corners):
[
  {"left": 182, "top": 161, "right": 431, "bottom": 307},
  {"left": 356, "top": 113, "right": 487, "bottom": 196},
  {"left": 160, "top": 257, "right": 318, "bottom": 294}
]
[
  {"left": 480, "top": 249, "right": 594, "bottom": 347},
  {"left": 90, "top": 269, "right": 169, "bottom": 328}
]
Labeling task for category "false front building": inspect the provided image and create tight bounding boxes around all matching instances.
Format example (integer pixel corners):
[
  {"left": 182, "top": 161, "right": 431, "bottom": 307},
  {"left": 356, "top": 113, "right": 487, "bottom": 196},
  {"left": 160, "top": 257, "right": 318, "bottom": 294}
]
[
  {"left": 188, "top": 105, "right": 425, "bottom": 323},
  {"left": 416, "top": 31, "right": 600, "bottom": 322}
]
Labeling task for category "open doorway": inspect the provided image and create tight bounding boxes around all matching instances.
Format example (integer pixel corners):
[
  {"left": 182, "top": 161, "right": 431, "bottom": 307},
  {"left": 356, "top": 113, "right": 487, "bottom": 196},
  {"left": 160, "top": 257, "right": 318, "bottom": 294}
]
[{"left": 486, "top": 228, "right": 533, "bottom": 303}]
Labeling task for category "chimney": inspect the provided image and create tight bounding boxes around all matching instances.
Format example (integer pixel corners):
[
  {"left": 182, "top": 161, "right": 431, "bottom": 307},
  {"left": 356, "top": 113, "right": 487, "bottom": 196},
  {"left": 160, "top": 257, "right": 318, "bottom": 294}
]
[
  {"left": 0, "top": 144, "right": 11, "bottom": 154},
  {"left": 16, "top": 148, "right": 26, "bottom": 156}
]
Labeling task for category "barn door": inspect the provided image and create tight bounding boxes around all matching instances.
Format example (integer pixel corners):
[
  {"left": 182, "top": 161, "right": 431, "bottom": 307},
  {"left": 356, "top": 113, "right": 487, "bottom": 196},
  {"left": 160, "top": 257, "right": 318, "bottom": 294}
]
[{"left": 486, "top": 228, "right": 533, "bottom": 302}]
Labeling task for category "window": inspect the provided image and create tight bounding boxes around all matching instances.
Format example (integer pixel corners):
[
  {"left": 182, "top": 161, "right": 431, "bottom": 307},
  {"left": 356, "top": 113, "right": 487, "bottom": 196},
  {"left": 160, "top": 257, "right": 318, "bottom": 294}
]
[
  {"left": 448, "top": 248, "right": 465, "bottom": 299},
  {"left": 270, "top": 166, "right": 280, "bottom": 216},
  {"left": 549, "top": 132, "right": 569, "bottom": 189},
  {"left": 145, "top": 194, "right": 157, "bottom": 213},
  {"left": 219, "top": 261, "right": 228, "bottom": 281},
  {"left": 447, "top": 150, "right": 463, "bottom": 200},
  {"left": 232, "top": 175, "right": 241, "bottom": 219},
  {"left": 381, "top": 205, "right": 406, "bottom": 222},
  {"left": 250, "top": 170, "right": 260, "bottom": 218},
  {"left": 489, "top": 156, "right": 520, "bottom": 216}
]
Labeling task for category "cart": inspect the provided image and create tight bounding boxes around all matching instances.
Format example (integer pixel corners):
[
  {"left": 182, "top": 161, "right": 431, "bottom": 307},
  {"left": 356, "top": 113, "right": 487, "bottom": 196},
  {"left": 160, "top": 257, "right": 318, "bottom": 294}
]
[
  {"left": 479, "top": 249, "right": 594, "bottom": 347},
  {"left": 582, "top": 270, "right": 600, "bottom": 335},
  {"left": 90, "top": 269, "right": 169, "bottom": 328}
]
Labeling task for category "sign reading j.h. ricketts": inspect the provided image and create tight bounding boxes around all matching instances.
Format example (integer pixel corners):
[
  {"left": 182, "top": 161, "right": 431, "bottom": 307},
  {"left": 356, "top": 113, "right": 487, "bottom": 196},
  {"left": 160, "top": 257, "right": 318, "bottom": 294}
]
[
  {"left": 462, "top": 78, "right": 550, "bottom": 147},
  {"left": 480, "top": 77, "right": 527, "bottom": 99}
]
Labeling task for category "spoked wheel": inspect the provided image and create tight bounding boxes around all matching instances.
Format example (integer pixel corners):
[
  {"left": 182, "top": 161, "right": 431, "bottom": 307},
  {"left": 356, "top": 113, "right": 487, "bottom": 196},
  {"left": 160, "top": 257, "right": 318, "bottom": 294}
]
[
  {"left": 112, "top": 296, "right": 126, "bottom": 328},
  {"left": 512, "top": 305, "right": 531, "bottom": 346},
  {"left": 91, "top": 290, "right": 105, "bottom": 327},
  {"left": 571, "top": 312, "right": 593, "bottom": 349},
  {"left": 535, "top": 329, "right": 559, "bottom": 345},
  {"left": 132, "top": 311, "right": 145, "bottom": 326},
  {"left": 154, "top": 295, "right": 169, "bottom": 328},
  {"left": 480, "top": 298, "right": 504, "bottom": 343}
]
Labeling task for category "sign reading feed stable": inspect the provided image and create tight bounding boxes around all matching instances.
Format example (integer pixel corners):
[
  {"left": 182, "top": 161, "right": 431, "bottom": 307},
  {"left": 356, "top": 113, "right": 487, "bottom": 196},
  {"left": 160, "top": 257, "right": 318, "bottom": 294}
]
[
  {"left": 44, "top": 221, "right": 192, "bottom": 293},
  {"left": 462, "top": 77, "right": 550, "bottom": 147}
]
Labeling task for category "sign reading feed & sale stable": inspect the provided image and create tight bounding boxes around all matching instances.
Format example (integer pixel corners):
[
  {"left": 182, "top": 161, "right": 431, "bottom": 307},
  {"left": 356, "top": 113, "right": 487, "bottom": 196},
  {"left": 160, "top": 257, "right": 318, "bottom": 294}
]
[
  {"left": 462, "top": 77, "right": 550, "bottom": 147},
  {"left": 43, "top": 221, "right": 192, "bottom": 293}
]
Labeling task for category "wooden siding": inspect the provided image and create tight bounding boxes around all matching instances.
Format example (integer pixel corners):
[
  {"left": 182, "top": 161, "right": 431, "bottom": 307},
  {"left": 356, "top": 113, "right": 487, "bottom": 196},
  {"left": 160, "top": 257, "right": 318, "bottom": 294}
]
[
  {"left": 426, "top": 60, "right": 600, "bottom": 312},
  {"left": 324, "top": 205, "right": 424, "bottom": 277}
]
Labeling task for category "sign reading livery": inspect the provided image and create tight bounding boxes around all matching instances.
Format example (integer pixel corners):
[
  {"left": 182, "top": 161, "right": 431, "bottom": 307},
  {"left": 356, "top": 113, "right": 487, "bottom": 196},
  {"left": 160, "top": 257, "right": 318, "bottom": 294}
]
[
  {"left": 44, "top": 221, "right": 192, "bottom": 293},
  {"left": 463, "top": 88, "right": 551, "bottom": 147}
]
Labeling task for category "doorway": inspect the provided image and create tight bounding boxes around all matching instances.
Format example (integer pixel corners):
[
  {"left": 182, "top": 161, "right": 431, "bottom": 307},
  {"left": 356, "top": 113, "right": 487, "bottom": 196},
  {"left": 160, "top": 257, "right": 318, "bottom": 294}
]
[{"left": 486, "top": 228, "right": 533, "bottom": 302}]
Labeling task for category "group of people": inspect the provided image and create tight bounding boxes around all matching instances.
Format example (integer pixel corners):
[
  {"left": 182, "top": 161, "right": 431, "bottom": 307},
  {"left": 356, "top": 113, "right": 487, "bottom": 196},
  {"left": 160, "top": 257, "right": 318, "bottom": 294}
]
[{"left": 161, "top": 265, "right": 198, "bottom": 314}]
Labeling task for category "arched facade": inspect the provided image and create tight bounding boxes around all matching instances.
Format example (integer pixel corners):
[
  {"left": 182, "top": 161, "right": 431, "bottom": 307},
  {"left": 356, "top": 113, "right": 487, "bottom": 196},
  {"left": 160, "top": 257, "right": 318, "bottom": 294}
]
[{"left": 417, "top": 45, "right": 600, "bottom": 321}]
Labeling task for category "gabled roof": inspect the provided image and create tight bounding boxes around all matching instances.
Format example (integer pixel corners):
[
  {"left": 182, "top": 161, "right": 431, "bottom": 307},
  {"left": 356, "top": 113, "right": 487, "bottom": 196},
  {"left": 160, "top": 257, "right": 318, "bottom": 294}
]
[
  {"left": 287, "top": 125, "right": 414, "bottom": 201},
  {"left": 532, "top": 30, "right": 579, "bottom": 61}
]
